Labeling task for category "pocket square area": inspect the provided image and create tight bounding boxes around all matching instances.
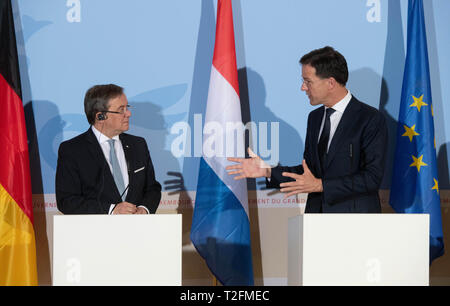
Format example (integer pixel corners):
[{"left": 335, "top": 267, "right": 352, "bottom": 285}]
[{"left": 134, "top": 166, "right": 145, "bottom": 173}]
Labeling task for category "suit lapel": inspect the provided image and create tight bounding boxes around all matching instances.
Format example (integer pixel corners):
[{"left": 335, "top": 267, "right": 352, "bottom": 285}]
[
  {"left": 310, "top": 107, "right": 324, "bottom": 176},
  {"left": 85, "top": 128, "right": 107, "bottom": 168},
  {"left": 325, "top": 98, "right": 360, "bottom": 169},
  {"left": 120, "top": 133, "right": 134, "bottom": 201},
  {"left": 85, "top": 128, "right": 122, "bottom": 200}
]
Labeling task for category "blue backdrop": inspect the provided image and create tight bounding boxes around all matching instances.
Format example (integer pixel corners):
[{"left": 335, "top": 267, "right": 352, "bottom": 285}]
[{"left": 12, "top": 0, "right": 450, "bottom": 195}]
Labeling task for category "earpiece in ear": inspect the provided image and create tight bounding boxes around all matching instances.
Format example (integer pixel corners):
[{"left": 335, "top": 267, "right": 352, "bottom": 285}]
[{"left": 97, "top": 113, "right": 106, "bottom": 121}]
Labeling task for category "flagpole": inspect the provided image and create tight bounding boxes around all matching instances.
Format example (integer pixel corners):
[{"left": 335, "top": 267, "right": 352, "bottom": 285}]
[{"left": 189, "top": 0, "right": 254, "bottom": 286}]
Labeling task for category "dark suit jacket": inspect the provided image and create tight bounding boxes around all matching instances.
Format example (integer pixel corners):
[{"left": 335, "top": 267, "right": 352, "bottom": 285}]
[
  {"left": 267, "top": 96, "right": 388, "bottom": 213},
  {"left": 56, "top": 128, "right": 162, "bottom": 214}
]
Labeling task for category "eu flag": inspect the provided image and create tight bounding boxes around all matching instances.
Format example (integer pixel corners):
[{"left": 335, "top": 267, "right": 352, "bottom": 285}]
[{"left": 390, "top": 0, "right": 444, "bottom": 263}]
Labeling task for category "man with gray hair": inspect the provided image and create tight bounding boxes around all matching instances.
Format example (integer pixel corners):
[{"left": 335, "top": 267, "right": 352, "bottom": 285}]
[{"left": 56, "top": 84, "right": 161, "bottom": 214}]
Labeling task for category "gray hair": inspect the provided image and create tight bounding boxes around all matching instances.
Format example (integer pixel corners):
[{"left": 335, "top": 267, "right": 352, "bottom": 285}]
[{"left": 84, "top": 84, "right": 124, "bottom": 125}]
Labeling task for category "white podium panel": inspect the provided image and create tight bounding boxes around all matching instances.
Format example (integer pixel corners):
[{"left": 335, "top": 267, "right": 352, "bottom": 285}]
[
  {"left": 288, "top": 214, "right": 429, "bottom": 286},
  {"left": 53, "top": 214, "right": 181, "bottom": 285}
]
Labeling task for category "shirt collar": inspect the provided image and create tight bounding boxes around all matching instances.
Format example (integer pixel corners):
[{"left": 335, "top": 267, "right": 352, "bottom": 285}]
[
  {"left": 326, "top": 90, "right": 352, "bottom": 114},
  {"left": 91, "top": 126, "right": 120, "bottom": 144}
]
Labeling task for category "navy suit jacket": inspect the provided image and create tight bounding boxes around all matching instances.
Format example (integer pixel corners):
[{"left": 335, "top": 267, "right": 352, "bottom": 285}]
[
  {"left": 267, "top": 96, "right": 388, "bottom": 213},
  {"left": 56, "top": 128, "right": 162, "bottom": 214}
]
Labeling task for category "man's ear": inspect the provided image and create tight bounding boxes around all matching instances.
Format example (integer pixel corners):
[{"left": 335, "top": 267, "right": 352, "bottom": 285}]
[
  {"left": 328, "top": 77, "right": 337, "bottom": 90},
  {"left": 96, "top": 112, "right": 107, "bottom": 121}
]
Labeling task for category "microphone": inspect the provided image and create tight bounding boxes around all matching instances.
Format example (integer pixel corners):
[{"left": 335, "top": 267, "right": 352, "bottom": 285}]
[
  {"left": 350, "top": 143, "right": 355, "bottom": 210},
  {"left": 110, "top": 185, "right": 130, "bottom": 215},
  {"left": 120, "top": 184, "right": 129, "bottom": 200}
]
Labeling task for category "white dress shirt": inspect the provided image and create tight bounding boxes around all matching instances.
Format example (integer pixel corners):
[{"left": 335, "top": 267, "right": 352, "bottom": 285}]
[
  {"left": 318, "top": 90, "right": 352, "bottom": 152},
  {"left": 92, "top": 126, "right": 148, "bottom": 214},
  {"left": 267, "top": 90, "right": 352, "bottom": 183}
]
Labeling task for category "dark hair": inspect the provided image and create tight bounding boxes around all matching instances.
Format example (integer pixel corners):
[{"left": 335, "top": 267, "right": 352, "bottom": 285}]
[
  {"left": 84, "top": 84, "right": 124, "bottom": 125},
  {"left": 299, "top": 46, "right": 348, "bottom": 86}
]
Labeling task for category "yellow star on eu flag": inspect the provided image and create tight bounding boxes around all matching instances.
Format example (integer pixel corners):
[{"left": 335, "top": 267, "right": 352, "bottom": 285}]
[
  {"left": 432, "top": 178, "right": 439, "bottom": 194},
  {"left": 402, "top": 124, "right": 420, "bottom": 142},
  {"left": 409, "top": 95, "right": 428, "bottom": 112},
  {"left": 410, "top": 154, "right": 428, "bottom": 172}
]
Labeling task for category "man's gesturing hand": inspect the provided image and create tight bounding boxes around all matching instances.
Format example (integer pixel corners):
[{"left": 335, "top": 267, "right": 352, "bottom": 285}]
[
  {"left": 226, "top": 147, "right": 271, "bottom": 180},
  {"left": 280, "top": 160, "right": 323, "bottom": 198}
]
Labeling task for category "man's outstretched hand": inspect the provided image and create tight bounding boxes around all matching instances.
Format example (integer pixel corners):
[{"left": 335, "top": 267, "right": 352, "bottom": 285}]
[{"left": 226, "top": 147, "right": 271, "bottom": 180}]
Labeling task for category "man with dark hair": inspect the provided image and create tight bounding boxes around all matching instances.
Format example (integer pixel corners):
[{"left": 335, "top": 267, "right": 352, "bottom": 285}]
[
  {"left": 56, "top": 84, "right": 161, "bottom": 214},
  {"left": 84, "top": 84, "right": 125, "bottom": 125},
  {"left": 227, "top": 46, "right": 387, "bottom": 213}
]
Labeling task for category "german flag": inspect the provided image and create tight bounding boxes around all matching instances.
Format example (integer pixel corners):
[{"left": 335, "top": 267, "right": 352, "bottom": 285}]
[{"left": 0, "top": 0, "right": 38, "bottom": 285}]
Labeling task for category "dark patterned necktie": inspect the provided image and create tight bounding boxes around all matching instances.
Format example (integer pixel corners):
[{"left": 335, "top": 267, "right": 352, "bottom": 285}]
[{"left": 318, "top": 108, "right": 335, "bottom": 171}]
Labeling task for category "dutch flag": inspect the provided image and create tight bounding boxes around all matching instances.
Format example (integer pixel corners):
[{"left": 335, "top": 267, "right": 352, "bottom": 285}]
[{"left": 190, "top": 0, "right": 254, "bottom": 286}]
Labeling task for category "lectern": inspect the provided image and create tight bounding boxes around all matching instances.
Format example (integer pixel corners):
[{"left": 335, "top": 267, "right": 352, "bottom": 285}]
[
  {"left": 288, "top": 214, "right": 429, "bottom": 286},
  {"left": 53, "top": 214, "right": 181, "bottom": 285}
]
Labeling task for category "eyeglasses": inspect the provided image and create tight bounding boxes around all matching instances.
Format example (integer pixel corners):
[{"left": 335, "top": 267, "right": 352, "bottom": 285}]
[
  {"left": 301, "top": 77, "right": 329, "bottom": 88},
  {"left": 102, "top": 104, "right": 132, "bottom": 115},
  {"left": 301, "top": 78, "right": 314, "bottom": 87}
]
